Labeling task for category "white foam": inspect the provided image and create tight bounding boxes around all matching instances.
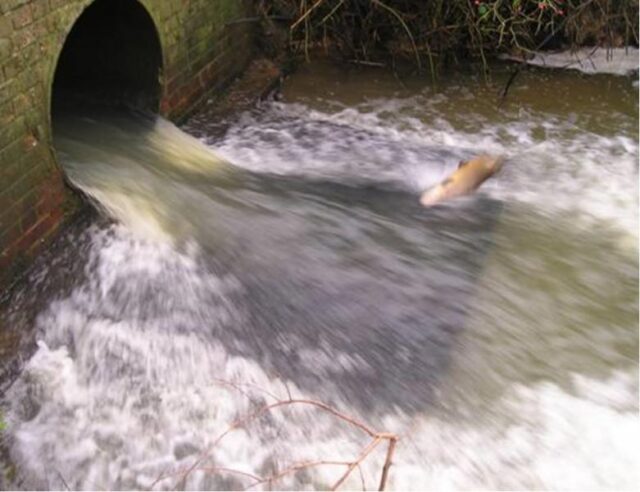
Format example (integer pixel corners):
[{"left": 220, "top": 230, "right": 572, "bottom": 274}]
[
  {"left": 215, "top": 98, "right": 638, "bottom": 240},
  {"left": 382, "top": 371, "right": 640, "bottom": 491},
  {"left": 4, "top": 178, "right": 637, "bottom": 490},
  {"left": 8, "top": 74, "right": 637, "bottom": 491},
  {"left": 8, "top": 309, "right": 638, "bottom": 490}
]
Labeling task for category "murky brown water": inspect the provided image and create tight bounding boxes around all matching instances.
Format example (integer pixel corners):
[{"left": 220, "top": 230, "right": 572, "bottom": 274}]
[{"left": 1, "top": 61, "right": 638, "bottom": 490}]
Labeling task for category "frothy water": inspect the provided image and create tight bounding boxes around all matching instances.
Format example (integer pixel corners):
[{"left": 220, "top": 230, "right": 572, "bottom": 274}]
[{"left": 2, "top": 63, "right": 638, "bottom": 490}]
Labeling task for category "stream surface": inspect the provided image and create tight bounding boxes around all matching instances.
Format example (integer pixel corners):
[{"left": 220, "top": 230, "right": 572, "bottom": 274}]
[{"left": 1, "top": 62, "right": 638, "bottom": 490}]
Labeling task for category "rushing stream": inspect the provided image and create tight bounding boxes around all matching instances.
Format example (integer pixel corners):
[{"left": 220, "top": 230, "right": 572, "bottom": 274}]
[{"left": 1, "top": 62, "right": 638, "bottom": 490}]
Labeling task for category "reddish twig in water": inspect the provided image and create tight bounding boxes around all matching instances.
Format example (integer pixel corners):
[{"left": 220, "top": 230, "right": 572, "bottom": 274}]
[
  {"left": 245, "top": 460, "right": 353, "bottom": 490},
  {"left": 331, "top": 437, "right": 382, "bottom": 490},
  {"left": 150, "top": 381, "right": 399, "bottom": 491},
  {"left": 210, "top": 377, "right": 282, "bottom": 402},
  {"left": 378, "top": 435, "right": 398, "bottom": 491}
]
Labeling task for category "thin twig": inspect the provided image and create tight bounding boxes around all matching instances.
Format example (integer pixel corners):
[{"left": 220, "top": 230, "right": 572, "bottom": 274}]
[
  {"left": 321, "top": 0, "right": 346, "bottom": 25},
  {"left": 211, "top": 377, "right": 281, "bottom": 403},
  {"left": 378, "top": 436, "right": 398, "bottom": 491},
  {"left": 246, "top": 460, "right": 353, "bottom": 490},
  {"left": 498, "top": 0, "right": 600, "bottom": 104},
  {"left": 56, "top": 470, "right": 71, "bottom": 491},
  {"left": 331, "top": 438, "right": 382, "bottom": 491},
  {"left": 291, "top": 0, "right": 327, "bottom": 31},
  {"left": 498, "top": 64, "right": 524, "bottom": 105},
  {"left": 152, "top": 395, "right": 395, "bottom": 490},
  {"left": 370, "top": 0, "right": 423, "bottom": 73}
]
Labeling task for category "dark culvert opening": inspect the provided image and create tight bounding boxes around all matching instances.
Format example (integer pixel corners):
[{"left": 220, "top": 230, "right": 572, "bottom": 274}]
[{"left": 51, "top": 0, "right": 162, "bottom": 117}]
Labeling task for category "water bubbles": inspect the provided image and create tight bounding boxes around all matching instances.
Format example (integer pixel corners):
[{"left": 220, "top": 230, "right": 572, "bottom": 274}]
[{"left": 3, "top": 66, "right": 637, "bottom": 490}]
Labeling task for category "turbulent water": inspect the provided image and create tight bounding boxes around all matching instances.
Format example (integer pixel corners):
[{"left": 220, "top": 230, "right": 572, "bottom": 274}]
[{"left": 1, "top": 63, "right": 638, "bottom": 490}]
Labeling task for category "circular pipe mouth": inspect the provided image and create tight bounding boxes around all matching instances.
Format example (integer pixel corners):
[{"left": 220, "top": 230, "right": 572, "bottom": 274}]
[{"left": 51, "top": 0, "right": 163, "bottom": 117}]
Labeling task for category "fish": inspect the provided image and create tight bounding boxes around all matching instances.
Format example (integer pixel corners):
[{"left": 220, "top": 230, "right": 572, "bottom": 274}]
[{"left": 420, "top": 154, "right": 504, "bottom": 206}]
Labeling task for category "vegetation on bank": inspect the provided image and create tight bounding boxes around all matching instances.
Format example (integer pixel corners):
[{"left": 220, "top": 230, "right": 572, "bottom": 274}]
[{"left": 256, "top": 0, "right": 639, "bottom": 73}]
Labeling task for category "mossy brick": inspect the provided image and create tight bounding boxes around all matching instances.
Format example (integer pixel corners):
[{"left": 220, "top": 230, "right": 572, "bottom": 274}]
[
  {"left": 0, "top": 193, "right": 15, "bottom": 225},
  {"left": 32, "top": 1, "right": 48, "bottom": 20},
  {"left": 0, "top": 80, "right": 17, "bottom": 105},
  {"left": 49, "top": 8, "right": 77, "bottom": 32},
  {"left": 20, "top": 202, "right": 39, "bottom": 234},
  {"left": 0, "top": 0, "right": 31, "bottom": 15},
  {"left": 0, "top": 151, "right": 27, "bottom": 187},
  {"left": 12, "top": 27, "right": 36, "bottom": 51},
  {"left": 6, "top": 162, "right": 42, "bottom": 204},
  {"left": 0, "top": 15, "right": 12, "bottom": 38},
  {"left": 4, "top": 183, "right": 34, "bottom": 219},
  {"left": 0, "top": 136, "right": 24, "bottom": 163},
  {"left": 26, "top": 83, "right": 40, "bottom": 100},
  {"left": 11, "top": 92, "right": 29, "bottom": 114},
  {"left": 0, "top": 219, "right": 23, "bottom": 252},
  {"left": 11, "top": 4, "right": 34, "bottom": 29},
  {"left": 40, "top": 32, "right": 59, "bottom": 53},
  {"left": 0, "top": 221, "right": 21, "bottom": 250},
  {"left": 0, "top": 100, "right": 15, "bottom": 124},
  {"left": 24, "top": 20, "right": 50, "bottom": 46},
  {"left": 0, "top": 38, "right": 12, "bottom": 63},
  {"left": 2, "top": 53, "right": 25, "bottom": 79},
  {"left": 1, "top": 0, "right": 256, "bottom": 290},
  {"left": 0, "top": 119, "right": 26, "bottom": 148},
  {"left": 49, "top": 0, "right": 72, "bottom": 10},
  {"left": 164, "top": 15, "right": 180, "bottom": 33},
  {"left": 18, "top": 65, "right": 42, "bottom": 89},
  {"left": 21, "top": 41, "right": 47, "bottom": 68},
  {"left": 154, "top": 2, "right": 170, "bottom": 19}
]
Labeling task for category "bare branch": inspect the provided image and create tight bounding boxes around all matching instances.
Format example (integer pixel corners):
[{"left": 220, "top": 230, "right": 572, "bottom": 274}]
[
  {"left": 150, "top": 382, "right": 399, "bottom": 491},
  {"left": 331, "top": 438, "right": 382, "bottom": 491},
  {"left": 378, "top": 436, "right": 398, "bottom": 491}
]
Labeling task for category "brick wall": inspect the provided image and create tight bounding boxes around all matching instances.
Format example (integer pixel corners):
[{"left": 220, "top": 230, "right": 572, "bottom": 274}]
[{"left": 0, "top": 0, "right": 255, "bottom": 291}]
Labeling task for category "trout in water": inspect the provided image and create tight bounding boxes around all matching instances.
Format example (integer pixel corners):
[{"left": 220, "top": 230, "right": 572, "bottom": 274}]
[{"left": 420, "top": 154, "right": 504, "bottom": 206}]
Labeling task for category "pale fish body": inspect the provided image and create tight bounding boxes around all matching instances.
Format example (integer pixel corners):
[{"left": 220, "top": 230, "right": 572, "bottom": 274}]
[{"left": 420, "top": 154, "right": 504, "bottom": 206}]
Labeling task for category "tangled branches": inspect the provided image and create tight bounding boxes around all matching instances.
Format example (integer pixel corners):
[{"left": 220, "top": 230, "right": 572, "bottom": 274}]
[{"left": 256, "top": 0, "right": 639, "bottom": 73}]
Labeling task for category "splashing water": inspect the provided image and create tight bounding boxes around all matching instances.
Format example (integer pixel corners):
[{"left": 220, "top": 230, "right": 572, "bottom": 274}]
[{"left": 2, "top": 63, "right": 638, "bottom": 490}]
